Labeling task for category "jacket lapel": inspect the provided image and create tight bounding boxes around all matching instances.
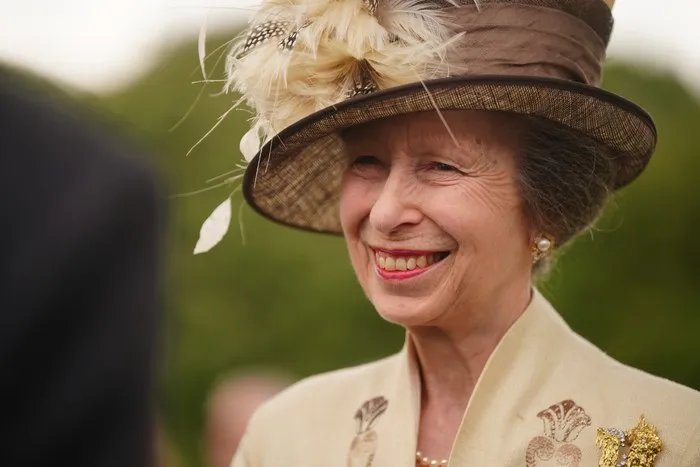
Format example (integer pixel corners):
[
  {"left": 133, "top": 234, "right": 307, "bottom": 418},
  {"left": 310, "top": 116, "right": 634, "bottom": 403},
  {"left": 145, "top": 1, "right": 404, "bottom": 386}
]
[
  {"left": 448, "top": 289, "right": 591, "bottom": 465},
  {"left": 370, "top": 337, "right": 421, "bottom": 467}
]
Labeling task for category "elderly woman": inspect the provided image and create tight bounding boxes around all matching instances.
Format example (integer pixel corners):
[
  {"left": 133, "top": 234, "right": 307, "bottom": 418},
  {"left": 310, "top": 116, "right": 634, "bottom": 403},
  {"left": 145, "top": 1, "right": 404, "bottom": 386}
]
[{"left": 198, "top": 0, "right": 700, "bottom": 465}]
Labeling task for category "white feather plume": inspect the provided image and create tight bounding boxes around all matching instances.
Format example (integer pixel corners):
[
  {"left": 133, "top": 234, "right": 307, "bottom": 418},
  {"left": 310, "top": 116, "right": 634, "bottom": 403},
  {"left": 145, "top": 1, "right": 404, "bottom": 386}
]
[
  {"left": 224, "top": 0, "right": 465, "bottom": 156},
  {"left": 194, "top": 198, "right": 232, "bottom": 254}
]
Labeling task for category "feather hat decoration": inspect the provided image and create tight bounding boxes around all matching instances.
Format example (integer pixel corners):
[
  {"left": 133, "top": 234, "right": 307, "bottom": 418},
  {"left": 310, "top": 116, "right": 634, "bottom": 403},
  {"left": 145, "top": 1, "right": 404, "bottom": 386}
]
[
  {"left": 194, "top": 0, "right": 657, "bottom": 253},
  {"left": 225, "top": 0, "right": 466, "bottom": 162}
]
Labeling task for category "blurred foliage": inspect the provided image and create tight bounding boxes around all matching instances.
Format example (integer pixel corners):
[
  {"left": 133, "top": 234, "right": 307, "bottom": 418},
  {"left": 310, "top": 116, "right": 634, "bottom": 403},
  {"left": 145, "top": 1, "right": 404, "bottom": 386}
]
[{"left": 88, "top": 33, "right": 700, "bottom": 467}]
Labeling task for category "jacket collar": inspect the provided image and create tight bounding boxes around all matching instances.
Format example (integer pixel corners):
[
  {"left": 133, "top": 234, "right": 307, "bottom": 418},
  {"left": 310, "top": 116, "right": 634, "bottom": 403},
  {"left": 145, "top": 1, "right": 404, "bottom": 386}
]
[{"left": 374, "top": 288, "right": 571, "bottom": 465}]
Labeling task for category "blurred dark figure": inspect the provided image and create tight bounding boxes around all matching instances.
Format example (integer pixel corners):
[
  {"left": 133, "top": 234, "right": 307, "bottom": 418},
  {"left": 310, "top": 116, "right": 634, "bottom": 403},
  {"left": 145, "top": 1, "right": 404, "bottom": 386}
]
[
  {"left": 205, "top": 370, "right": 292, "bottom": 467},
  {"left": 0, "top": 67, "right": 165, "bottom": 467}
]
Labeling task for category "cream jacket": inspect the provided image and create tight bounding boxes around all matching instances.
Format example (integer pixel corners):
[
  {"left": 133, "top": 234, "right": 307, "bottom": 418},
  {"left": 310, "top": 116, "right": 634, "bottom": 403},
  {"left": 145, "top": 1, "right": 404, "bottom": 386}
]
[{"left": 231, "top": 290, "right": 700, "bottom": 466}]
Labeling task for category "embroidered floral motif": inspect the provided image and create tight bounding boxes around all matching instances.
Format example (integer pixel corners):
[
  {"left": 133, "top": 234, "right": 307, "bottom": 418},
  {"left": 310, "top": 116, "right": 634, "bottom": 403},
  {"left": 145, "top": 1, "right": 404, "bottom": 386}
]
[
  {"left": 525, "top": 400, "right": 592, "bottom": 467},
  {"left": 347, "top": 396, "right": 389, "bottom": 467},
  {"left": 596, "top": 415, "right": 663, "bottom": 467}
]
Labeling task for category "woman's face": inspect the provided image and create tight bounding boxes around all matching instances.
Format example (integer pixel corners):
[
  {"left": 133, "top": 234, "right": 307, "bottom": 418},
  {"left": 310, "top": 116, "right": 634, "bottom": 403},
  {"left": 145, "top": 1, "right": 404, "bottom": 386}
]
[{"left": 339, "top": 110, "right": 533, "bottom": 328}]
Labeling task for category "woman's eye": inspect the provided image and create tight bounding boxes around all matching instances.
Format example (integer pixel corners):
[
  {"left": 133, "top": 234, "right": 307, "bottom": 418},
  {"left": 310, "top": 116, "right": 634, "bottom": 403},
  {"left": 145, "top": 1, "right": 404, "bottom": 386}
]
[
  {"left": 431, "top": 162, "right": 461, "bottom": 173},
  {"left": 352, "top": 155, "right": 381, "bottom": 166},
  {"left": 349, "top": 155, "right": 385, "bottom": 178}
]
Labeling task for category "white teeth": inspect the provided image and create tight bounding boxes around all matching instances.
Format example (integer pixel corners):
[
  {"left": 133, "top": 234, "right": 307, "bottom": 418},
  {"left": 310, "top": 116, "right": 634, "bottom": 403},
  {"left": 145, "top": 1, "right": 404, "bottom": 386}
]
[
  {"left": 384, "top": 257, "right": 396, "bottom": 271},
  {"left": 407, "top": 257, "right": 417, "bottom": 270},
  {"left": 396, "top": 258, "right": 407, "bottom": 271},
  {"left": 377, "top": 255, "right": 385, "bottom": 268},
  {"left": 416, "top": 256, "right": 427, "bottom": 268}
]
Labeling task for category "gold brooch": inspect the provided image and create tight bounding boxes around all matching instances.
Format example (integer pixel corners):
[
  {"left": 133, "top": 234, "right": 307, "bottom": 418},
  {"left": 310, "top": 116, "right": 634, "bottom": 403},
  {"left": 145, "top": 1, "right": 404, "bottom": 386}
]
[{"left": 596, "top": 415, "right": 663, "bottom": 467}]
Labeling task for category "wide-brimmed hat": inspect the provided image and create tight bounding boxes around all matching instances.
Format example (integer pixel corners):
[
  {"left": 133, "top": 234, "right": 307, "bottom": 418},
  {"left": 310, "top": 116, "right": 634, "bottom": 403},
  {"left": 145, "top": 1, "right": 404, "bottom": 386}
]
[{"left": 194, "top": 0, "right": 657, "bottom": 252}]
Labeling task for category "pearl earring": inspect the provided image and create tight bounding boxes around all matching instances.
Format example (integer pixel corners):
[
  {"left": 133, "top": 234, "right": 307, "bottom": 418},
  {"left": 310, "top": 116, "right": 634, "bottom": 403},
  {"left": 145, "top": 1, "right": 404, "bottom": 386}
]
[{"left": 531, "top": 234, "right": 555, "bottom": 263}]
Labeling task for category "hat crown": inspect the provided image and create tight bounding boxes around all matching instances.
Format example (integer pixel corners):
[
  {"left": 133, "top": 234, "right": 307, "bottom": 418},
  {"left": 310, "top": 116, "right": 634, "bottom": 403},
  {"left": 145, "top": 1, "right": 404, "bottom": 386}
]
[
  {"left": 226, "top": 0, "right": 615, "bottom": 161},
  {"left": 480, "top": 0, "right": 615, "bottom": 45}
]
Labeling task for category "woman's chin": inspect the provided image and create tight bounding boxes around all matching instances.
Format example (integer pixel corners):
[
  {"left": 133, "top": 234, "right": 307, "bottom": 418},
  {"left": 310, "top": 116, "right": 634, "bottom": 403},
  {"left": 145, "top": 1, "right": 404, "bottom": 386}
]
[{"left": 372, "top": 297, "right": 442, "bottom": 328}]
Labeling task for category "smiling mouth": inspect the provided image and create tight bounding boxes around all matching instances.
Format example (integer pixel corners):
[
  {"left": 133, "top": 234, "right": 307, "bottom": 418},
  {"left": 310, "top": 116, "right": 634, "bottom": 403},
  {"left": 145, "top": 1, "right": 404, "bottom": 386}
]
[{"left": 373, "top": 250, "right": 450, "bottom": 273}]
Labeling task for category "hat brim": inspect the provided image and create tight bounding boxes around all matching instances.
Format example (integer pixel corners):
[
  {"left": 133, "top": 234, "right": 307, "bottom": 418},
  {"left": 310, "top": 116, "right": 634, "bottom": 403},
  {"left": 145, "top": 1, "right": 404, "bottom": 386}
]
[{"left": 242, "top": 75, "right": 656, "bottom": 235}]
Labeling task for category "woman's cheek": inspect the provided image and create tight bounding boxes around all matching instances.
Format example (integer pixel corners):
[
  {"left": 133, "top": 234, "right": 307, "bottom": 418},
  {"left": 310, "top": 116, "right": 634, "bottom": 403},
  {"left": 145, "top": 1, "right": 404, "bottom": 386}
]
[{"left": 340, "top": 176, "right": 369, "bottom": 234}]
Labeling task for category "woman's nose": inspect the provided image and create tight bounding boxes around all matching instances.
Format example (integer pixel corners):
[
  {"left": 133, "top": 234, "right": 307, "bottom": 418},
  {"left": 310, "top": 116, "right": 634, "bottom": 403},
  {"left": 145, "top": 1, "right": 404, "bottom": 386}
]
[{"left": 368, "top": 169, "right": 423, "bottom": 234}]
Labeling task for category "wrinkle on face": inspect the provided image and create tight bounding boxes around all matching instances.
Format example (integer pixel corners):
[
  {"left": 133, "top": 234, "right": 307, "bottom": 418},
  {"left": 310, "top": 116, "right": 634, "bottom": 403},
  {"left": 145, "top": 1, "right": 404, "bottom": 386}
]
[{"left": 339, "top": 109, "right": 532, "bottom": 331}]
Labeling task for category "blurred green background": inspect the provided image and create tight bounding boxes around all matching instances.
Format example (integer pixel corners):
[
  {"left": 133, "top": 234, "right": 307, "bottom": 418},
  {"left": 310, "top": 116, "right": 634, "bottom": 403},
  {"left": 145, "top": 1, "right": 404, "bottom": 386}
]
[{"left": 37, "top": 27, "right": 700, "bottom": 467}]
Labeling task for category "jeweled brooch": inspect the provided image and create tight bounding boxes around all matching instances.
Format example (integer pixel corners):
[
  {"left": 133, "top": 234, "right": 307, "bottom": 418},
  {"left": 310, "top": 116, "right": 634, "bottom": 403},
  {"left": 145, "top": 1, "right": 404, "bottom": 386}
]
[{"left": 596, "top": 415, "right": 663, "bottom": 467}]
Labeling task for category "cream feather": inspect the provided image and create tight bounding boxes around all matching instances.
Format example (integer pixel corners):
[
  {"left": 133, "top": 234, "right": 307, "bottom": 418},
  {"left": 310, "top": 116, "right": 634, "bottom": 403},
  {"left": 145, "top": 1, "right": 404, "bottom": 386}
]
[{"left": 225, "top": 0, "right": 465, "bottom": 158}]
